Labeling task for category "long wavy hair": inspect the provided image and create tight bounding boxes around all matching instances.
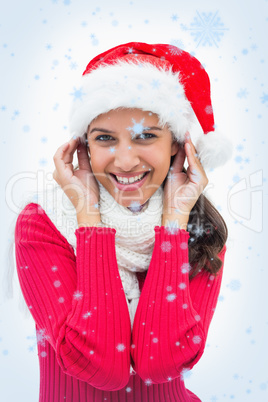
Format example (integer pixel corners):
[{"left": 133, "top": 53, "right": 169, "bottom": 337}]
[{"left": 78, "top": 133, "right": 228, "bottom": 281}]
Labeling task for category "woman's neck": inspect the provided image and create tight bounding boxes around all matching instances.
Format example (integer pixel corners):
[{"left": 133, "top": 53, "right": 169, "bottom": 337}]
[{"left": 127, "top": 199, "right": 149, "bottom": 213}]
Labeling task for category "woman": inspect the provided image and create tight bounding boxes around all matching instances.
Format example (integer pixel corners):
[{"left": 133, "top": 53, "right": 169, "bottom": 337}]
[{"left": 14, "top": 42, "right": 232, "bottom": 401}]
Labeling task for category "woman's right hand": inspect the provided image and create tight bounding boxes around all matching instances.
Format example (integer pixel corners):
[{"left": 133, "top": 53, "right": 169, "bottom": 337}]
[{"left": 53, "top": 136, "right": 100, "bottom": 213}]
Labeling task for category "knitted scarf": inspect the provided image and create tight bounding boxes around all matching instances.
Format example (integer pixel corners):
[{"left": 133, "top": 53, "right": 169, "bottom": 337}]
[{"left": 24, "top": 180, "right": 164, "bottom": 330}]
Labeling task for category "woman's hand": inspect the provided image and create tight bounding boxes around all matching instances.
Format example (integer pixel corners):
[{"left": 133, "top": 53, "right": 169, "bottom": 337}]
[
  {"left": 52, "top": 136, "right": 100, "bottom": 213},
  {"left": 163, "top": 132, "right": 209, "bottom": 220}
]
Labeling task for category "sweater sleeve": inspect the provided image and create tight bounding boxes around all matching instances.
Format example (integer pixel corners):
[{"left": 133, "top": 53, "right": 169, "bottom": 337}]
[
  {"left": 15, "top": 203, "right": 131, "bottom": 391},
  {"left": 131, "top": 225, "right": 227, "bottom": 384}
]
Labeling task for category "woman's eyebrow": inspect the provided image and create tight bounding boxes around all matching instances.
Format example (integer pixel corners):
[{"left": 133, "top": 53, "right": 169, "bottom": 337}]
[{"left": 89, "top": 126, "right": 163, "bottom": 134}]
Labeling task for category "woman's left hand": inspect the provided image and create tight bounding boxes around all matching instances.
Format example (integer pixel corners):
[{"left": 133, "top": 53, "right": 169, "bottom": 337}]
[{"left": 163, "top": 132, "right": 209, "bottom": 219}]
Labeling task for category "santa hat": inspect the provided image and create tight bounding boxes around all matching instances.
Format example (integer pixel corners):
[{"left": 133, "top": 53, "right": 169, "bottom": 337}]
[{"left": 69, "top": 41, "right": 233, "bottom": 170}]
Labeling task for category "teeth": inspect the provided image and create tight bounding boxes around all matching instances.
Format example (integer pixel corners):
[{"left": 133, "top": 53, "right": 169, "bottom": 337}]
[{"left": 115, "top": 172, "right": 146, "bottom": 184}]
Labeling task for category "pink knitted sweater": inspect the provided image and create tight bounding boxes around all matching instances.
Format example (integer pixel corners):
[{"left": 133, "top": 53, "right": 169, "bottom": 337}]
[{"left": 15, "top": 203, "right": 227, "bottom": 401}]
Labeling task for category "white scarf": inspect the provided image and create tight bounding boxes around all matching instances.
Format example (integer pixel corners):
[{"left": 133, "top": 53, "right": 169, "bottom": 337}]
[{"left": 25, "top": 180, "right": 164, "bottom": 330}]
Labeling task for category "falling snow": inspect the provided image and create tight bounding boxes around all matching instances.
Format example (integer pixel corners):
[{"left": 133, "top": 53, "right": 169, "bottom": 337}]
[
  {"left": 144, "top": 378, "right": 153, "bottom": 386},
  {"left": 73, "top": 290, "right": 83, "bottom": 300},
  {"left": 160, "top": 241, "right": 172, "bottom": 252},
  {"left": 36, "top": 329, "right": 49, "bottom": 347},
  {"left": 192, "top": 335, "right": 202, "bottom": 344},
  {"left": 183, "top": 11, "right": 228, "bottom": 48},
  {"left": 116, "top": 343, "right": 126, "bottom": 352},
  {"left": 166, "top": 293, "right": 177, "bottom": 302},
  {"left": 127, "top": 118, "right": 149, "bottom": 138}
]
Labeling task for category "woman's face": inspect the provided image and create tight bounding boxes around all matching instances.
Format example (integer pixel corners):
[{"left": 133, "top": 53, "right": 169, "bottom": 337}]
[{"left": 87, "top": 108, "right": 180, "bottom": 208}]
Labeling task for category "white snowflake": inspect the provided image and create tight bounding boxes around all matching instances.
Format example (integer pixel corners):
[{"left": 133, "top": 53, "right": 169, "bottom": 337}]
[
  {"left": 194, "top": 314, "right": 201, "bottom": 322},
  {"left": 205, "top": 105, "right": 213, "bottom": 114},
  {"left": 116, "top": 343, "right": 126, "bottom": 352},
  {"left": 129, "top": 201, "right": 142, "bottom": 212},
  {"left": 51, "top": 266, "right": 58, "bottom": 272},
  {"left": 83, "top": 311, "right": 92, "bottom": 319},
  {"left": 126, "top": 387, "right": 132, "bottom": 393},
  {"left": 160, "top": 241, "right": 172, "bottom": 252},
  {"left": 181, "top": 262, "right": 191, "bottom": 273},
  {"left": 192, "top": 335, "right": 202, "bottom": 344},
  {"left": 166, "top": 293, "right": 177, "bottom": 302},
  {"left": 180, "top": 242, "right": 188, "bottom": 250},
  {"left": 183, "top": 11, "right": 228, "bottom": 48},
  {"left": 53, "top": 280, "right": 61, "bottom": 288},
  {"left": 144, "top": 378, "right": 153, "bottom": 386},
  {"left": 73, "top": 291, "right": 83, "bottom": 300},
  {"left": 152, "top": 338, "right": 158, "bottom": 343},
  {"left": 36, "top": 328, "right": 49, "bottom": 347},
  {"left": 179, "top": 282, "right": 186, "bottom": 290},
  {"left": 126, "top": 118, "right": 149, "bottom": 138},
  {"left": 168, "top": 44, "right": 184, "bottom": 55}
]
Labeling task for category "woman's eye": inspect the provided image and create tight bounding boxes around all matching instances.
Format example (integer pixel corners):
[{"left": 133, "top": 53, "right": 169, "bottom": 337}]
[
  {"left": 96, "top": 135, "right": 113, "bottom": 141},
  {"left": 95, "top": 133, "right": 156, "bottom": 141}
]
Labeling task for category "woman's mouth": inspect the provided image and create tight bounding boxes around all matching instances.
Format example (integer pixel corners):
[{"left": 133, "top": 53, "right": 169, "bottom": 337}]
[{"left": 109, "top": 171, "right": 150, "bottom": 191}]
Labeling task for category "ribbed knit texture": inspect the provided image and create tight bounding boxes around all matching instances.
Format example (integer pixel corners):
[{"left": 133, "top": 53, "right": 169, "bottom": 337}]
[{"left": 15, "top": 203, "right": 227, "bottom": 402}]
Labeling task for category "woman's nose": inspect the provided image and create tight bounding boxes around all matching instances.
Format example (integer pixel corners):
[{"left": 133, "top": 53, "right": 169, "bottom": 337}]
[{"left": 113, "top": 143, "right": 140, "bottom": 171}]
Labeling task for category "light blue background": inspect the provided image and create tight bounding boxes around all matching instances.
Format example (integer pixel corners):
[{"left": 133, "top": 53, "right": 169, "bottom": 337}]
[{"left": 1, "top": 0, "right": 267, "bottom": 401}]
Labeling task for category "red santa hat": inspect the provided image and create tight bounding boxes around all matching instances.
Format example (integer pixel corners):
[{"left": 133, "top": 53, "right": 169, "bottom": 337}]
[{"left": 69, "top": 41, "right": 233, "bottom": 170}]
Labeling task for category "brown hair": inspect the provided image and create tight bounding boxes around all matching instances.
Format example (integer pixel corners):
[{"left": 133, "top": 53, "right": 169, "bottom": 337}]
[{"left": 78, "top": 134, "right": 227, "bottom": 280}]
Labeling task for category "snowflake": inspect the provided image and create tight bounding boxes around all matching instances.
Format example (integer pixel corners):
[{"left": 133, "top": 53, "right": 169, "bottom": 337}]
[
  {"left": 184, "top": 11, "right": 228, "bottom": 48},
  {"left": 228, "top": 279, "right": 241, "bottom": 291},
  {"left": 179, "top": 282, "right": 186, "bottom": 289},
  {"left": 151, "top": 79, "right": 160, "bottom": 89},
  {"left": 109, "top": 147, "right": 116, "bottom": 154},
  {"left": 192, "top": 335, "right": 202, "bottom": 344},
  {"left": 168, "top": 45, "right": 183, "bottom": 56},
  {"left": 205, "top": 105, "right": 213, "bottom": 114},
  {"left": 181, "top": 262, "right": 191, "bottom": 273},
  {"left": 83, "top": 311, "right": 92, "bottom": 319},
  {"left": 171, "top": 14, "right": 179, "bottom": 22},
  {"left": 127, "top": 118, "right": 150, "bottom": 138},
  {"left": 260, "top": 93, "right": 268, "bottom": 105},
  {"left": 144, "top": 378, "right": 153, "bottom": 386},
  {"left": 166, "top": 293, "right": 177, "bottom": 302},
  {"left": 237, "top": 88, "right": 249, "bottom": 98},
  {"left": 70, "top": 87, "right": 86, "bottom": 101},
  {"left": 126, "top": 387, "right": 132, "bottom": 392},
  {"left": 73, "top": 290, "right": 83, "bottom": 300},
  {"left": 116, "top": 343, "right": 126, "bottom": 352},
  {"left": 128, "top": 201, "right": 142, "bottom": 212},
  {"left": 51, "top": 265, "right": 58, "bottom": 272},
  {"left": 36, "top": 328, "right": 49, "bottom": 347},
  {"left": 165, "top": 222, "right": 180, "bottom": 235},
  {"left": 161, "top": 241, "right": 172, "bottom": 252}
]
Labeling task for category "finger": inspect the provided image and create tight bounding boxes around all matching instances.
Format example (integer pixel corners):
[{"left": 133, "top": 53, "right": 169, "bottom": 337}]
[
  {"left": 185, "top": 135, "right": 203, "bottom": 168},
  {"left": 77, "top": 142, "right": 92, "bottom": 171},
  {"left": 53, "top": 138, "right": 78, "bottom": 177}
]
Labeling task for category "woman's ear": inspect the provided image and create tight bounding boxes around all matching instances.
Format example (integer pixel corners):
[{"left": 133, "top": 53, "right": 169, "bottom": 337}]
[{"left": 171, "top": 139, "right": 180, "bottom": 156}]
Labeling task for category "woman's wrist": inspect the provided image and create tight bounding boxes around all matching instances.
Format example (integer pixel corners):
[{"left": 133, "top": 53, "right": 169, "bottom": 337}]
[
  {"left": 76, "top": 207, "right": 102, "bottom": 228},
  {"left": 161, "top": 210, "right": 189, "bottom": 231}
]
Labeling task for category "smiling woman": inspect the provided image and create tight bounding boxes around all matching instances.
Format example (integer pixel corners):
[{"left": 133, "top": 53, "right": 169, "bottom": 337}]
[
  {"left": 85, "top": 108, "right": 179, "bottom": 208},
  {"left": 12, "top": 41, "right": 232, "bottom": 402}
]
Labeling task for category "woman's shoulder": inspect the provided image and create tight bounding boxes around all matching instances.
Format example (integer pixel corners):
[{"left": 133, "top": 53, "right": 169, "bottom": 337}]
[{"left": 15, "top": 202, "right": 64, "bottom": 243}]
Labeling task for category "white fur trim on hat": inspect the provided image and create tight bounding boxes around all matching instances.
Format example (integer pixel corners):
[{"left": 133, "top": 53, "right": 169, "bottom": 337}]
[
  {"left": 69, "top": 59, "right": 196, "bottom": 142},
  {"left": 195, "top": 130, "right": 233, "bottom": 170}
]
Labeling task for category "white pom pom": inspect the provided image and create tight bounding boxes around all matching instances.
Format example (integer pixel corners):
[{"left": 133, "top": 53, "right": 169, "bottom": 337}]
[{"left": 195, "top": 131, "right": 233, "bottom": 170}]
